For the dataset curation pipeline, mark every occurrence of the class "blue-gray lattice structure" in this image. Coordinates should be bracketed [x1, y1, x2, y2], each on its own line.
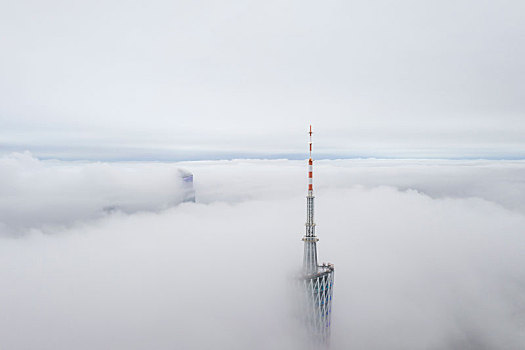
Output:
[301, 126, 334, 347]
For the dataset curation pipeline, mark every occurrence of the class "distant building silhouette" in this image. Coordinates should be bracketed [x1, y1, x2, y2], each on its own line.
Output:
[180, 170, 195, 203]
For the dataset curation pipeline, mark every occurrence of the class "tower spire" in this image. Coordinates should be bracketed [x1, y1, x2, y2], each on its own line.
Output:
[303, 125, 319, 275]
[308, 125, 313, 193]
[299, 125, 335, 346]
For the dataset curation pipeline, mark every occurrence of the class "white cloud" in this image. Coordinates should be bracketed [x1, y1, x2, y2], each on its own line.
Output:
[0, 152, 189, 235]
[0, 154, 524, 349]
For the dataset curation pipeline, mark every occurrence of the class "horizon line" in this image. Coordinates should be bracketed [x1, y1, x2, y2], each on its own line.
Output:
[4, 150, 525, 162]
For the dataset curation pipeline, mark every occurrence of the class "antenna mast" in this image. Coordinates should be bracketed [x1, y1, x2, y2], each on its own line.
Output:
[303, 125, 319, 275]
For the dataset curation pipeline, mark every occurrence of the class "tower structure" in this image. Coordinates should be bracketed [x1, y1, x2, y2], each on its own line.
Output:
[180, 170, 196, 203]
[301, 125, 335, 347]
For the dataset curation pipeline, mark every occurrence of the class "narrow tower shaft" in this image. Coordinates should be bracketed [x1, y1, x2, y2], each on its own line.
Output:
[303, 125, 319, 275]
[299, 125, 335, 347]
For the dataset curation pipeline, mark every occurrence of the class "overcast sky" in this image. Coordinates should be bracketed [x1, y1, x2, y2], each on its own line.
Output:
[0, 0, 525, 159]
[1, 0, 524, 160]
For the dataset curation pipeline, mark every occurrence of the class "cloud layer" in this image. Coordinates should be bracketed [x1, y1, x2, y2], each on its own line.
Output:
[0, 152, 188, 235]
[1, 154, 525, 349]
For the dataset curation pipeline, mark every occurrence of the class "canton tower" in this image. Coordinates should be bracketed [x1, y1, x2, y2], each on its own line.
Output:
[301, 125, 335, 347]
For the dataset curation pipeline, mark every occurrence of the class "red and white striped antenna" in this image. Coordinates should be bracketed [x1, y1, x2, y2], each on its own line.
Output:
[308, 125, 313, 192]
[304, 124, 318, 273]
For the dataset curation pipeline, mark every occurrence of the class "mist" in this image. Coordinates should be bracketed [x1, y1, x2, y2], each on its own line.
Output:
[1, 154, 525, 349]
[2, 0, 524, 347]
[0, 152, 189, 235]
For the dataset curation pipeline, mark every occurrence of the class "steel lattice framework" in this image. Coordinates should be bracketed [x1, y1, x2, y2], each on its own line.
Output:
[301, 125, 335, 348]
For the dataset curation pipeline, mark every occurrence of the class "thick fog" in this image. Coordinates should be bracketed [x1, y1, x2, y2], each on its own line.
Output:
[1, 153, 525, 349]
[0, 152, 190, 235]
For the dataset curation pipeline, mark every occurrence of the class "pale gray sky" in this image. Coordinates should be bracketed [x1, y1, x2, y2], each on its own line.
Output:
[1, 0, 524, 159]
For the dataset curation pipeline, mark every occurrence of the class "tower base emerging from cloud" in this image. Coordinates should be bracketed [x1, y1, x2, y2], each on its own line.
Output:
[300, 264, 335, 348]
